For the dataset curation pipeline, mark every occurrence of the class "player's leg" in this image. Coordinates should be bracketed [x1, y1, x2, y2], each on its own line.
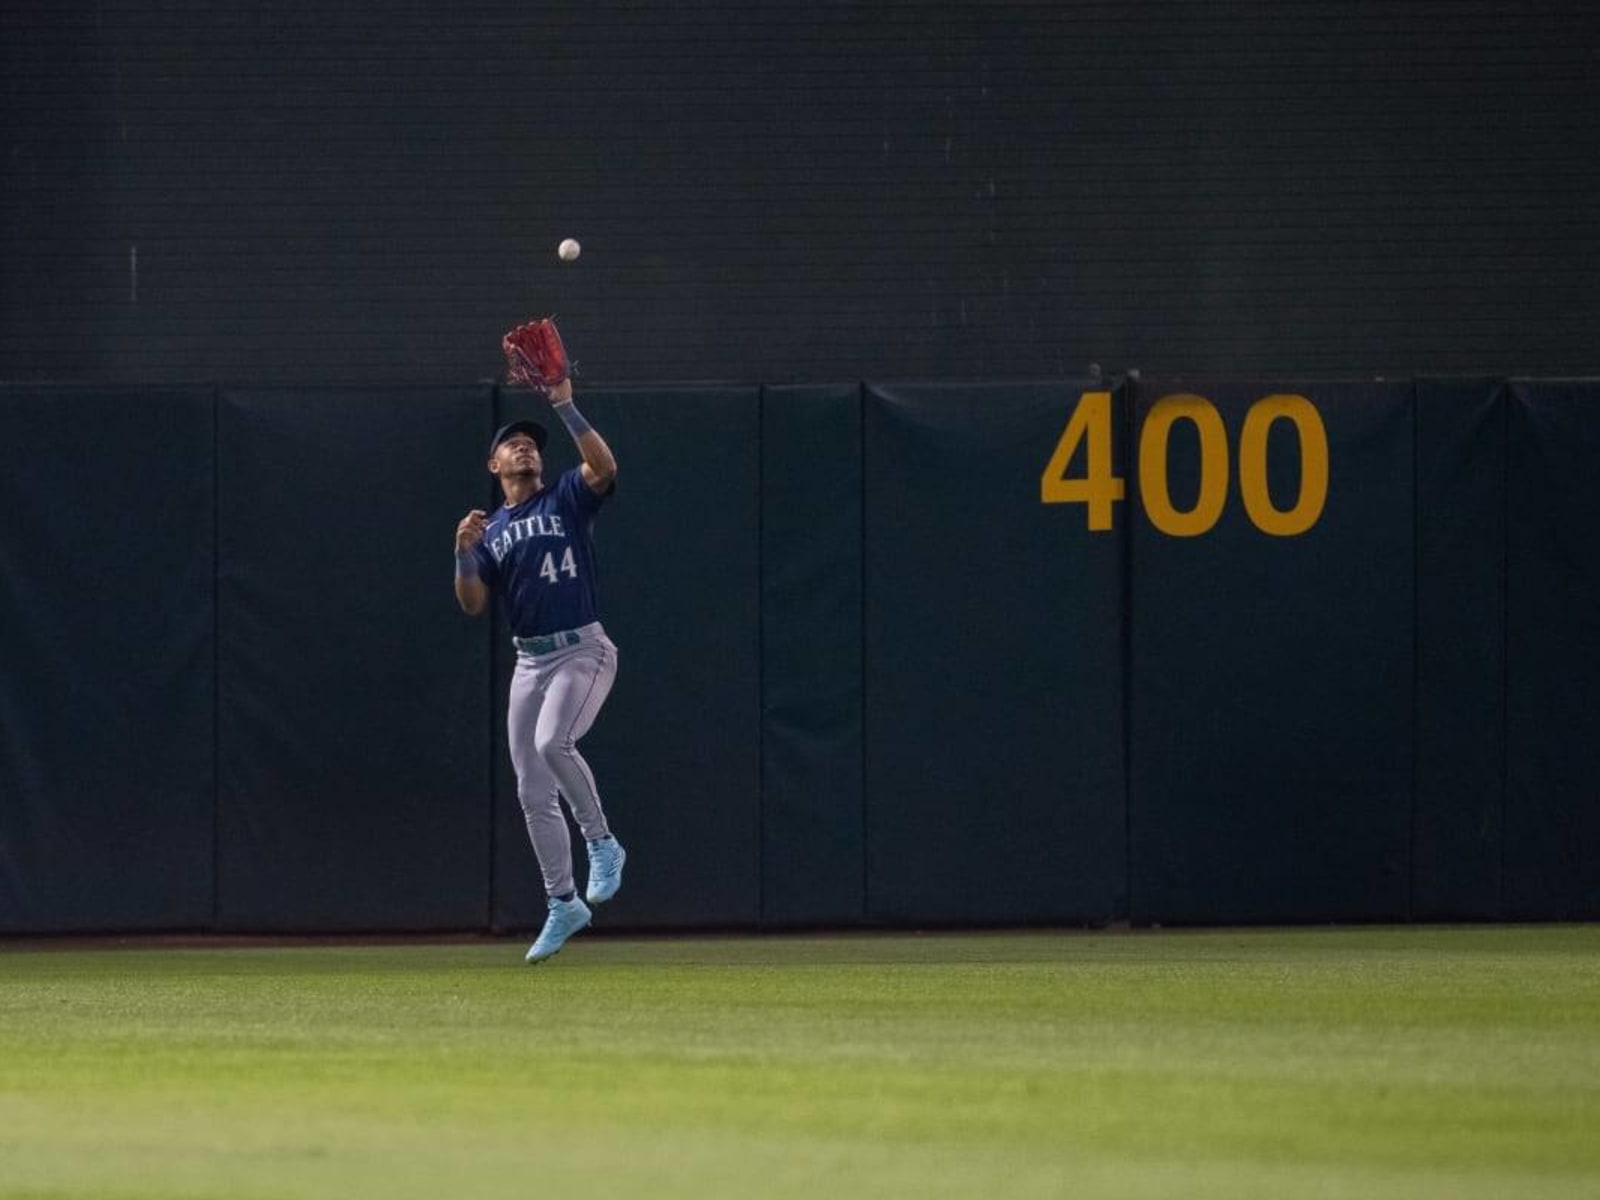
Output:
[508, 659, 578, 900]
[531, 638, 626, 903]
[531, 639, 618, 841]
[509, 659, 593, 963]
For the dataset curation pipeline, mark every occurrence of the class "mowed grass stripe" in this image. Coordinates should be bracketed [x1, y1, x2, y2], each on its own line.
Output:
[1, 927, 1597, 1199]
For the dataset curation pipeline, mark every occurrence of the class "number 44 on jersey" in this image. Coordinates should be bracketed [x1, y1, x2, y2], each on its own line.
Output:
[538, 547, 578, 583]
[1040, 390, 1330, 537]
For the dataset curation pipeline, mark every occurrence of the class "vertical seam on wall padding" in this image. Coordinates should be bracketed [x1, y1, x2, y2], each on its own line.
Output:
[1126, 380, 1139, 928]
[859, 381, 870, 923]
[485, 618, 496, 930]
[211, 386, 222, 931]
[756, 385, 767, 925]
[1408, 381, 1419, 924]
[1121, 378, 1135, 925]
[1499, 382, 1510, 919]
[486, 386, 501, 931]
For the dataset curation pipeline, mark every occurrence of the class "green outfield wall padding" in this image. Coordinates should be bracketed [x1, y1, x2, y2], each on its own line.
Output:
[0, 385, 217, 933]
[1128, 380, 1414, 924]
[1414, 380, 1506, 919]
[862, 382, 1128, 924]
[490, 387, 763, 931]
[1506, 382, 1600, 919]
[8, 376, 1600, 936]
[759, 384, 866, 925]
[215, 387, 495, 931]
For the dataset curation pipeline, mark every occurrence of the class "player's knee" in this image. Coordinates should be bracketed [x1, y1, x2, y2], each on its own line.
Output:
[532, 728, 574, 764]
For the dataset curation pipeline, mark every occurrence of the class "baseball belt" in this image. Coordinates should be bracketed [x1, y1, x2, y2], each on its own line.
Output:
[514, 629, 585, 656]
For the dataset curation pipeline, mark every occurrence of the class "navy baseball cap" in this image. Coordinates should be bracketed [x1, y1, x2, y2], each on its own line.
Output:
[489, 420, 548, 456]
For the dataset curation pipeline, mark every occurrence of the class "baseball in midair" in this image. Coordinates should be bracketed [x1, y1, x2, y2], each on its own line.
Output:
[558, 238, 582, 262]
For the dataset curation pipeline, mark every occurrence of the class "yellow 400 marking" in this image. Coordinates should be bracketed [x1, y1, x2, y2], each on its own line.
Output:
[1040, 391, 1330, 536]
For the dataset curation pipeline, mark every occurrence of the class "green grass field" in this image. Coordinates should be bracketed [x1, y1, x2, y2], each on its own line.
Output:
[1, 926, 1597, 1199]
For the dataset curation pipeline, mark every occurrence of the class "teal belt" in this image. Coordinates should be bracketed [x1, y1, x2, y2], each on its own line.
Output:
[514, 630, 583, 655]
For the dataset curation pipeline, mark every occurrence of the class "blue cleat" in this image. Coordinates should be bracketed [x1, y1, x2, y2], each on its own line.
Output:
[525, 896, 592, 964]
[585, 836, 627, 905]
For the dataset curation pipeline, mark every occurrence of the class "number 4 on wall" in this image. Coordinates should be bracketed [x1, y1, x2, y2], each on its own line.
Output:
[1041, 389, 1329, 537]
[1039, 390, 1125, 531]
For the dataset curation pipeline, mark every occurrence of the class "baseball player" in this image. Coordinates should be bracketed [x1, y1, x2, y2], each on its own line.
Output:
[453, 377, 626, 964]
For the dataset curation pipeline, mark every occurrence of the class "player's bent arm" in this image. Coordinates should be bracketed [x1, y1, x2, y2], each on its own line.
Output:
[547, 381, 616, 494]
[578, 430, 617, 493]
[455, 573, 489, 616]
[454, 510, 491, 615]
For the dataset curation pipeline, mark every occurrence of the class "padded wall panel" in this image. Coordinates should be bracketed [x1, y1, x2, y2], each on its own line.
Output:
[759, 384, 865, 925]
[0, 385, 215, 932]
[1505, 382, 1600, 918]
[216, 387, 494, 930]
[862, 382, 1126, 924]
[1414, 380, 1505, 919]
[1129, 381, 1414, 923]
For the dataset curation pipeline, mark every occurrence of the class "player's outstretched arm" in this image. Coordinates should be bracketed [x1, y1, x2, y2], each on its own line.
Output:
[547, 379, 617, 494]
[454, 509, 490, 616]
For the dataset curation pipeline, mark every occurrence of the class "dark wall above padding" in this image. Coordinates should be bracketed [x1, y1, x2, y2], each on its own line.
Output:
[7, 5, 1600, 386]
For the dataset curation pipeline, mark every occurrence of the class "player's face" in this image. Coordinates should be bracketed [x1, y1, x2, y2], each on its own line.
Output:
[492, 434, 542, 480]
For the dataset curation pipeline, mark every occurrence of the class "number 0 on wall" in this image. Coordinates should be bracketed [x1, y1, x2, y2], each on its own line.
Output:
[1041, 390, 1330, 537]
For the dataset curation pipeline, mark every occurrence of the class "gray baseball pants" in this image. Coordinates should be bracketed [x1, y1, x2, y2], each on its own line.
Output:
[507, 623, 618, 898]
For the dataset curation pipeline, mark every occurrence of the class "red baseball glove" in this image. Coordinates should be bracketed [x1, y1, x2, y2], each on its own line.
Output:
[501, 317, 570, 393]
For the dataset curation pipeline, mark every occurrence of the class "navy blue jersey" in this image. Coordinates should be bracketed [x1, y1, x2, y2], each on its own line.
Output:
[472, 468, 611, 636]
